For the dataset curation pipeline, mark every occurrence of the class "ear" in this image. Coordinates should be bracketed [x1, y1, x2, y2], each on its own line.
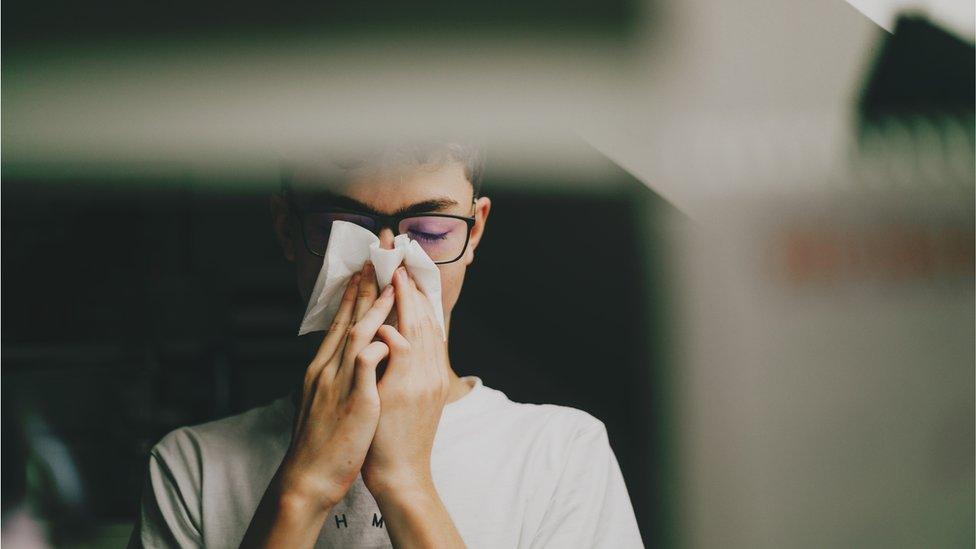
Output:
[462, 196, 491, 266]
[270, 193, 297, 262]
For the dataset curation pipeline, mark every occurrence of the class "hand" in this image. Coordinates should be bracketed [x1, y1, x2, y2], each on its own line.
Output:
[363, 266, 452, 497]
[278, 262, 395, 509]
[240, 263, 396, 548]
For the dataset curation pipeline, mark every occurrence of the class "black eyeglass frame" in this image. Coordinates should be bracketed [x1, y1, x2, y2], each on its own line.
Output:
[287, 195, 477, 265]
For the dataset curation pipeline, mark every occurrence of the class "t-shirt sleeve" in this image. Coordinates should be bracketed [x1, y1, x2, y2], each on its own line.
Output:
[128, 430, 204, 549]
[529, 418, 644, 549]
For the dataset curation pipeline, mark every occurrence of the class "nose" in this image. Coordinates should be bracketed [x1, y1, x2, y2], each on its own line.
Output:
[378, 227, 396, 250]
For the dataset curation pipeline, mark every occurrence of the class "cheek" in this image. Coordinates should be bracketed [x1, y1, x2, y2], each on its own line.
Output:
[295, 253, 324, 303]
[438, 264, 466, 313]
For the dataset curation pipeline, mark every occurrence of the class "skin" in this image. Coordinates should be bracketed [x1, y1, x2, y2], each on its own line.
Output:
[240, 161, 491, 548]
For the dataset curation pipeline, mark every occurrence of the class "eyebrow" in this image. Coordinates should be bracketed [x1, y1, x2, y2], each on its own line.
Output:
[395, 198, 459, 215]
[297, 190, 459, 216]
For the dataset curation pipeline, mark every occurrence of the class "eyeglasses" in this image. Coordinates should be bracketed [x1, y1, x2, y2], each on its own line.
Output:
[288, 197, 476, 265]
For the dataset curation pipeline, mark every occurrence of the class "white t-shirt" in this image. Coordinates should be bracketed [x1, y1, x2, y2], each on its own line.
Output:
[129, 376, 644, 548]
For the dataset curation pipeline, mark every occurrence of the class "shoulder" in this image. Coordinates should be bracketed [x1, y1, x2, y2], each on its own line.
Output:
[501, 402, 641, 547]
[508, 400, 607, 441]
[150, 396, 292, 472]
[479, 381, 606, 434]
[508, 400, 611, 460]
[460, 380, 611, 463]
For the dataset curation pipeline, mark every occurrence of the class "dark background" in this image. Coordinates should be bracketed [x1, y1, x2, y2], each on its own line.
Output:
[2, 0, 642, 50]
[2, 172, 675, 546]
[2, 0, 675, 543]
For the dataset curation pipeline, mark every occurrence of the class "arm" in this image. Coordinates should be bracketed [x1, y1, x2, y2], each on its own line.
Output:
[238, 468, 332, 548]
[369, 475, 464, 548]
[363, 266, 465, 548]
[128, 446, 203, 549]
[241, 263, 394, 548]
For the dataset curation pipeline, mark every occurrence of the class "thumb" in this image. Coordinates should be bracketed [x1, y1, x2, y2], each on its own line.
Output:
[353, 341, 389, 394]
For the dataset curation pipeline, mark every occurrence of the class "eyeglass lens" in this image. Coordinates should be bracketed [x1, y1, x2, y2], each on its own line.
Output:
[303, 213, 468, 262]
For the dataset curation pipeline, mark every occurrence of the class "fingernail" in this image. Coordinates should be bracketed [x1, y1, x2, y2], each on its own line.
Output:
[381, 285, 393, 298]
[363, 261, 373, 274]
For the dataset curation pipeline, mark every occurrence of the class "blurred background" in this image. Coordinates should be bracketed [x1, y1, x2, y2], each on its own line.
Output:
[2, 0, 973, 547]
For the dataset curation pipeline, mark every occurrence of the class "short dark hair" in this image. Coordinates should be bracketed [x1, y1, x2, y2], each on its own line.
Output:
[281, 141, 486, 197]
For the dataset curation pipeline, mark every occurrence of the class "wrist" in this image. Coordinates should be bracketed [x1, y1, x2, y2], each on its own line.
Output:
[240, 468, 335, 548]
[365, 468, 437, 505]
[275, 457, 346, 512]
[274, 487, 333, 524]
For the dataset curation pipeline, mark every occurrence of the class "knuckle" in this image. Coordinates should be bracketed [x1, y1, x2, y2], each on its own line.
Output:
[349, 324, 371, 343]
[303, 369, 317, 389]
[355, 350, 373, 367]
[340, 399, 357, 417]
[390, 336, 411, 352]
[313, 372, 331, 393]
[328, 319, 349, 334]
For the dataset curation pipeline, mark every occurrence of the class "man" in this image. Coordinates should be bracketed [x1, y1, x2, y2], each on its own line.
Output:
[130, 143, 643, 548]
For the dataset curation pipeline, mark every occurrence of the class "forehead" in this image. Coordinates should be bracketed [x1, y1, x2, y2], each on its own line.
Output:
[291, 161, 473, 214]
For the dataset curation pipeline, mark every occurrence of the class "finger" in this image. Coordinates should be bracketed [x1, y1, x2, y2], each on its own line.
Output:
[352, 341, 389, 396]
[407, 274, 438, 329]
[306, 272, 360, 385]
[375, 324, 411, 381]
[406, 270, 423, 310]
[356, 284, 396, 340]
[403, 275, 448, 380]
[353, 261, 378, 322]
[322, 272, 360, 351]
[392, 266, 419, 340]
[337, 284, 396, 383]
[401, 273, 442, 354]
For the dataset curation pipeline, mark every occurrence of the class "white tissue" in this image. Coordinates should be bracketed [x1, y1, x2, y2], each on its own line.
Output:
[298, 220, 446, 339]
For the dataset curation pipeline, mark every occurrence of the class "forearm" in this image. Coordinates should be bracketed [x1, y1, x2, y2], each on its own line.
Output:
[239, 466, 332, 548]
[372, 476, 465, 549]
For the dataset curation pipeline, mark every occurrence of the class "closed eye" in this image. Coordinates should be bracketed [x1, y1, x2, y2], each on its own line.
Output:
[408, 230, 449, 241]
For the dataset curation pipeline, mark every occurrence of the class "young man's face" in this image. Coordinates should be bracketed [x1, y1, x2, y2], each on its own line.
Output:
[271, 161, 491, 335]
